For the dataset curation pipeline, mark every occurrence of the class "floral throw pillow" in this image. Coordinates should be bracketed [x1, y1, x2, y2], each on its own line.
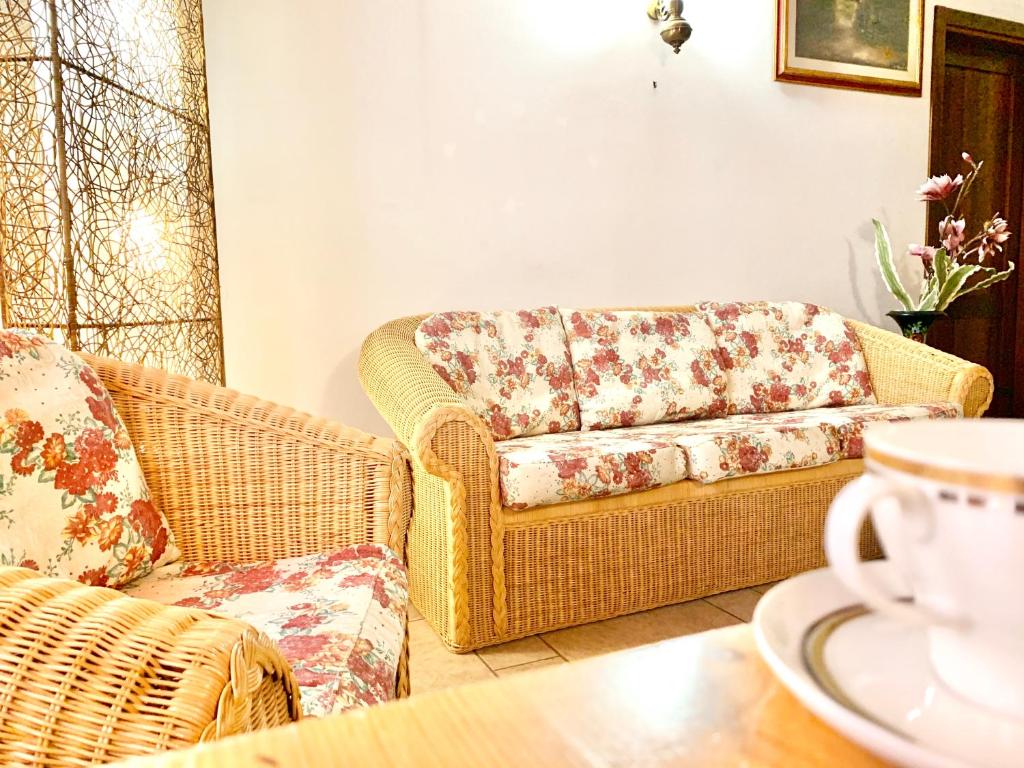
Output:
[698, 301, 875, 415]
[415, 308, 580, 440]
[561, 310, 729, 430]
[0, 331, 180, 587]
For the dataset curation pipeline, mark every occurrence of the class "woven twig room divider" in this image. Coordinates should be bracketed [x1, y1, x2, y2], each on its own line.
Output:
[0, 0, 225, 383]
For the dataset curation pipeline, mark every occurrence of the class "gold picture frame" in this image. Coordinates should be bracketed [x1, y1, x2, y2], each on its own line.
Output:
[776, 0, 925, 96]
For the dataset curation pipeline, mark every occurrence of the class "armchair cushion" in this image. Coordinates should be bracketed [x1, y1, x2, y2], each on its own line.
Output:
[415, 307, 579, 440]
[123, 543, 408, 718]
[561, 309, 729, 430]
[0, 332, 179, 587]
[699, 302, 875, 414]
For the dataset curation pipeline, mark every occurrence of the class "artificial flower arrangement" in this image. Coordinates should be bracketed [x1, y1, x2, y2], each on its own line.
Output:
[874, 152, 1014, 318]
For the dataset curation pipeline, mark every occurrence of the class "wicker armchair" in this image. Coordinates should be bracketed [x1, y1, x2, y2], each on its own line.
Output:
[360, 309, 993, 653]
[0, 354, 412, 766]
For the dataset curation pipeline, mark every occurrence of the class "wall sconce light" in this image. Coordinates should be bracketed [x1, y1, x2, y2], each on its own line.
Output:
[647, 0, 692, 53]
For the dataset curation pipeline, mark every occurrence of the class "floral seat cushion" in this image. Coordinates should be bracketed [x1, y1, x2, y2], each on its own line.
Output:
[560, 309, 729, 430]
[496, 402, 961, 507]
[797, 402, 962, 458]
[496, 430, 686, 510]
[628, 416, 843, 484]
[123, 544, 408, 718]
[699, 301, 875, 415]
[416, 308, 580, 440]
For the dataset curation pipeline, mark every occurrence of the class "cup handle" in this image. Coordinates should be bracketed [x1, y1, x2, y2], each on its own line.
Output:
[825, 473, 958, 627]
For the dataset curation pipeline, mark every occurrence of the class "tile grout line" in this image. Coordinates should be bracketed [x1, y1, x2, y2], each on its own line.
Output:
[700, 596, 754, 624]
[538, 634, 571, 662]
[492, 655, 566, 674]
[473, 651, 500, 676]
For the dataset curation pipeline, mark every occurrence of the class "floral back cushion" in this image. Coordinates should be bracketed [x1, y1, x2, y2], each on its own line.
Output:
[415, 308, 580, 440]
[698, 301, 875, 415]
[0, 332, 180, 587]
[561, 310, 729, 430]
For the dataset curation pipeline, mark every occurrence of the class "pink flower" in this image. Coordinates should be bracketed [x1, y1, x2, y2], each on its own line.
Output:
[978, 215, 1011, 261]
[962, 151, 974, 165]
[908, 244, 936, 264]
[916, 174, 963, 202]
[938, 216, 965, 253]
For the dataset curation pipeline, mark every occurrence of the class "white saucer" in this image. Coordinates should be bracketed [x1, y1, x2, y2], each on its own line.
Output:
[753, 563, 1024, 768]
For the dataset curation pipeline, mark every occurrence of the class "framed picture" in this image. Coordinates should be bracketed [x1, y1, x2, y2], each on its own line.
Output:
[776, 0, 925, 95]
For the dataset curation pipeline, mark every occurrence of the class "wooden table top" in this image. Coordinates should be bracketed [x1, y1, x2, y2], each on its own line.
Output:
[124, 625, 890, 767]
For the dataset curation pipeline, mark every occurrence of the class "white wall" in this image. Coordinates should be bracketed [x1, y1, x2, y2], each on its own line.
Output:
[202, 0, 1024, 435]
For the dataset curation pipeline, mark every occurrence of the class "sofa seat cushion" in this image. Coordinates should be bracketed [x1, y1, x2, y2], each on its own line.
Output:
[123, 544, 408, 718]
[560, 309, 728, 430]
[628, 415, 843, 484]
[496, 430, 686, 510]
[415, 308, 579, 440]
[796, 402, 963, 458]
[699, 301, 875, 414]
[497, 402, 964, 507]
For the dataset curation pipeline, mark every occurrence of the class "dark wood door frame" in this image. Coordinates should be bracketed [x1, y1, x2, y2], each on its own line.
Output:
[930, 8, 1024, 117]
[928, 7, 1024, 417]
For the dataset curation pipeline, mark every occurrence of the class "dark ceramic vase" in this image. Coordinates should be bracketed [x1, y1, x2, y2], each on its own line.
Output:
[886, 310, 946, 344]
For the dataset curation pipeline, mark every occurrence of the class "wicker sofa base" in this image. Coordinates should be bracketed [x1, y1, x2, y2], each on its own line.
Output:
[409, 459, 879, 652]
[362, 310, 992, 655]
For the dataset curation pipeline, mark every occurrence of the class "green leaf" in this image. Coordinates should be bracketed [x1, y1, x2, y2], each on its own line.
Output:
[933, 247, 951, 287]
[954, 261, 1016, 301]
[918, 281, 940, 311]
[935, 264, 981, 311]
[873, 219, 913, 310]
[60, 492, 75, 509]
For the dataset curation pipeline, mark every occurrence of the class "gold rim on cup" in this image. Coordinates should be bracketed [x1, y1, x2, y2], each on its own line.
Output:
[865, 447, 1024, 495]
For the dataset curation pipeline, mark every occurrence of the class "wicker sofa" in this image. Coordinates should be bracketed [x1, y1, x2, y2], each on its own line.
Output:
[360, 304, 993, 653]
[0, 353, 412, 766]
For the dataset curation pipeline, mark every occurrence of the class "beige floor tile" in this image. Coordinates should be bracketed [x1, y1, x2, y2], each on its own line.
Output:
[541, 600, 740, 661]
[494, 656, 566, 678]
[704, 588, 763, 622]
[408, 618, 494, 694]
[751, 581, 781, 595]
[476, 636, 559, 671]
[408, 602, 424, 622]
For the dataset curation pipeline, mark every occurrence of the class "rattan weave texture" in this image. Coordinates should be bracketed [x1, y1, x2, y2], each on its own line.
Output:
[0, 354, 412, 764]
[360, 309, 992, 652]
[0, 567, 299, 765]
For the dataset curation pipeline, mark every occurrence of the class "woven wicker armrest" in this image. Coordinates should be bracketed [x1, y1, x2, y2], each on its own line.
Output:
[81, 354, 412, 563]
[359, 316, 464, 447]
[360, 317, 505, 648]
[359, 316, 495, 481]
[849, 320, 994, 418]
[0, 567, 301, 766]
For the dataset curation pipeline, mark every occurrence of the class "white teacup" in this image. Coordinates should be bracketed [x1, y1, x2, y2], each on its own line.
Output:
[825, 418, 1024, 719]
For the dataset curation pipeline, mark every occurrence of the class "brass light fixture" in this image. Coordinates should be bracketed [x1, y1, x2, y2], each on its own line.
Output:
[0, 0, 226, 383]
[647, 0, 693, 54]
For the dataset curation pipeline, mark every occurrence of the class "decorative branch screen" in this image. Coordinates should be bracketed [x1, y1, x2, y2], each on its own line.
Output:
[0, 0, 224, 383]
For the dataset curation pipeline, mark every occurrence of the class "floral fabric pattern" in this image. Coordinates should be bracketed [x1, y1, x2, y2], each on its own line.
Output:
[123, 544, 408, 718]
[698, 301, 875, 415]
[416, 308, 579, 440]
[638, 416, 844, 484]
[803, 402, 962, 458]
[561, 309, 728, 431]
[496, 429, 686, 510]
[497, 402, 961, 505]
[0, 331, 179, 587]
